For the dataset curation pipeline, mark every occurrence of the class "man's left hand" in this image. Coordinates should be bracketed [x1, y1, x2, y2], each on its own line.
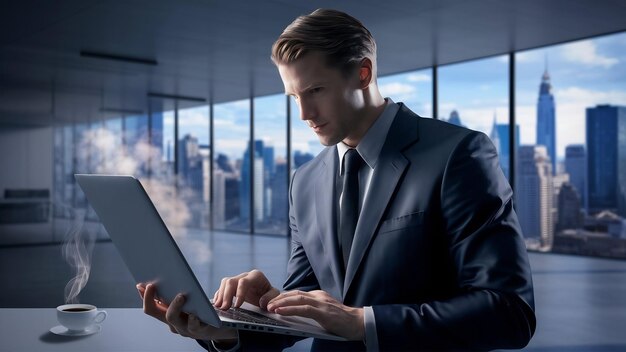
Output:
[266, 290, 364, 341]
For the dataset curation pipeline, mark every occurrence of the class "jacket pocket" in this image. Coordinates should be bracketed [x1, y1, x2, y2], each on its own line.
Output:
[378, 211, 424, 234]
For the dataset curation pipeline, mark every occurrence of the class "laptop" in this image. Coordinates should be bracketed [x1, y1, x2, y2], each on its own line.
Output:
[75, 174, 345, 341]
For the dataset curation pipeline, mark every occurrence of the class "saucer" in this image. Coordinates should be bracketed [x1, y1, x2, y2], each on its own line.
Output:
[50, 324, 101, 336]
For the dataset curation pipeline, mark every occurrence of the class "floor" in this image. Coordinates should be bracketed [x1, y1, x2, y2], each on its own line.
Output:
[1, 229, 626, 351]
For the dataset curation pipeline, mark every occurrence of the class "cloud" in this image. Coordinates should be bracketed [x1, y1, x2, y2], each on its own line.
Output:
[379, 82, 416, 96]
[178, 110, 209, 127]
[556, 86, 626, 104]
[552, 86, 626, 157]
[407, 73, 431, 82]
[560, 40, 619, 68]
[516, 86, 625, 159]
[213, 118, 249, 134]
[516, 51, 541, 63]
[441, 106, 509, 134]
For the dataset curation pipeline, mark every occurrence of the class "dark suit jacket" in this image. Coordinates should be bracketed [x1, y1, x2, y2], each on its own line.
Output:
[233, 104, 536, 351]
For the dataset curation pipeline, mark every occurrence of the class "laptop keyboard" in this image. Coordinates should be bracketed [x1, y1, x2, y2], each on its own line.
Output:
[218, 306, 289, 327]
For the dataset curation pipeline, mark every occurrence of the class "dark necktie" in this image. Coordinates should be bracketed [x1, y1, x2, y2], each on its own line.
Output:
[339, 149, 364, 269]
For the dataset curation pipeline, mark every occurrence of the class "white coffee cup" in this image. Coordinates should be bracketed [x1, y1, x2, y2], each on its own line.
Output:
[56, 304, 107, 332]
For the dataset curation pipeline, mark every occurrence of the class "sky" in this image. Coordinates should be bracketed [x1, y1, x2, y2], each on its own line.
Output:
[159, 31, 626, 163]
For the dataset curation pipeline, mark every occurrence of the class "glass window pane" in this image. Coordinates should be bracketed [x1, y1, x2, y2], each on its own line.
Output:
[439, 55, 512, 179]
[178, 104, 210, 229]
[147, 98, 175, 178]
[378, 69, 432, 118]
[123, 114, 150, 177]
[254, 94, 288, 235]
[149, 98, 167, 176]
[213, 99, 251, 232]
[290, 96, 321, 172]
[516, 32, 626, 258]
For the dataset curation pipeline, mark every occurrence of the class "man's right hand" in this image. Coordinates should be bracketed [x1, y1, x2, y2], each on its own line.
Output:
[136, 283, 238, 344]
[213, 269, 280, 311]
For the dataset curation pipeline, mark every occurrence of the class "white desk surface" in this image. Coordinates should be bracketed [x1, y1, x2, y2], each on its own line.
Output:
[0, 308, 202, 352]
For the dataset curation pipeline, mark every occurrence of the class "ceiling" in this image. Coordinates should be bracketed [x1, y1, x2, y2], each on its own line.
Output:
[1, 0, 626, 127]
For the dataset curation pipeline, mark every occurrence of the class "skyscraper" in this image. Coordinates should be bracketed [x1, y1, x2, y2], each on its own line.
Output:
[447, 110, 464, 127]
[241, 140, 276, 224]
[516, 145, 554, 250]
[177, 134, 203, 192]
[557, 182, 583, 231]
[586, 105, 626, 217]
[271, 160, 289, 234]
[565, 144, 587, 211]
[489, 117, 520, 180]
[212, 168, 226, 229]
[536, 69, 556, 175]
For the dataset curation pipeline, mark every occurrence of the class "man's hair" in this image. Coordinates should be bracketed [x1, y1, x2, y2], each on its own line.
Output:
[271, 8, 377, 73]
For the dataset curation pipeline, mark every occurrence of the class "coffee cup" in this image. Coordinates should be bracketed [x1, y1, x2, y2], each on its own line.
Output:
[56, 304, 107, 332]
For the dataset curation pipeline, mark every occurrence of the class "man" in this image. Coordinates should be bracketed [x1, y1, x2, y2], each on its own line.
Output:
[138, 8, 536, 351]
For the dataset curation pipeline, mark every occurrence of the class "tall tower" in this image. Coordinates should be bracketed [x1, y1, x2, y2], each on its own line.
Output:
[516, 145, 554, 250]
[447, 110, 464, 127]
[536, 65, 557, 175]
[557, 182, 583, 230]
[489, 112, 520, 181]
[586, 105, 626, 217]
[564, 145, 587, 211]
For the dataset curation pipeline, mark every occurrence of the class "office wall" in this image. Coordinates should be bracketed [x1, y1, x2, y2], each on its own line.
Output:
[0, 127, 53, 193]
[0, 127, 54, 245]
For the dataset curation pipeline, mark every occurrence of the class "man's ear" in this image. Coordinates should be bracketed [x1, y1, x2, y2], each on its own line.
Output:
[358, 58, 374, 89]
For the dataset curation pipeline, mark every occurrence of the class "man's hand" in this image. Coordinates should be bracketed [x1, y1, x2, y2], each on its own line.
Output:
[213, 269, 280, 310]
[137, 283, 238, 344]
[267, 290, 365, 341]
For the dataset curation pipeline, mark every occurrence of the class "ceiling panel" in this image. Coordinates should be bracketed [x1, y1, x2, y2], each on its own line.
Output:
[0, 0, 625, 127]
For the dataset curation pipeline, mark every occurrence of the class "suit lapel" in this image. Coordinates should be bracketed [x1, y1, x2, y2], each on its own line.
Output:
[314, 147, 345, 295]
[343, 105, 420, 297]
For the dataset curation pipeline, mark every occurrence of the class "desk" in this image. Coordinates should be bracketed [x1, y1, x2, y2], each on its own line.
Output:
[0, 308, 202, 351]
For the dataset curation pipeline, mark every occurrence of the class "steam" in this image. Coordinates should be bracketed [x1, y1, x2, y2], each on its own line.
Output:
[62, 126, 212, 303]
[62, 208, 95, 304]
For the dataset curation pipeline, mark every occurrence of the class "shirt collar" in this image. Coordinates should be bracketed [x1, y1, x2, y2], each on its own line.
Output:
[337, 98, 399, 174]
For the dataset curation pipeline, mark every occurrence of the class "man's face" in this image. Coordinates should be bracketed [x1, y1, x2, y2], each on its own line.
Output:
[278, 52, 365, 147]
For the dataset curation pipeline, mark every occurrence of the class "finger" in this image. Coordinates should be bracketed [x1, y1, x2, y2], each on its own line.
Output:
[136, 283, 146, 299]
[267, 290, 312, 307]
[165, 294, 188, 329]
[188, 314, 201, 333]
[215, 277, 228, 307]
[143, 283, 168, 323]
[220, 278, 240, 310]
[234, 277, 253, 308]
[268, 294, 319, 313]
[259, 288, 280, 310]
[187, 314, 210, 339]
[274, 304, 323, 322]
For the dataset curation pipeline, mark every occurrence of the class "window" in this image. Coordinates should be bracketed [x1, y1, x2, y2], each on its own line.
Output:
[213, 99, 251, 232]
[439, 55, 512, 180]
[178, 104, 210, 229]
[290, 96, 321, 172]
[515, 32, 626, 257]
[378, 69, 432, 118]
[254, 94, 288, 235]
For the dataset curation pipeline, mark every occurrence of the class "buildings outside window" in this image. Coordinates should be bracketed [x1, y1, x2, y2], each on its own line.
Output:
[516, 32, 626, 257]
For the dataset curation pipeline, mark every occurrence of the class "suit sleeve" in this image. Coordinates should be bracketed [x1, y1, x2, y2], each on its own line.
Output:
[373, 132, 536, 351]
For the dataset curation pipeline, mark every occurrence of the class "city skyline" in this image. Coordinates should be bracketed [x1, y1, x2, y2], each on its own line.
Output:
[49, 30, 626, 256]
[162, 32, 625, 165]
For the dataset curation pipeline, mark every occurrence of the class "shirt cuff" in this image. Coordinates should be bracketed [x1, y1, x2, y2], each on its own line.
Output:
[363, 306, 379, 352]
[210, 331, 241, 352]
